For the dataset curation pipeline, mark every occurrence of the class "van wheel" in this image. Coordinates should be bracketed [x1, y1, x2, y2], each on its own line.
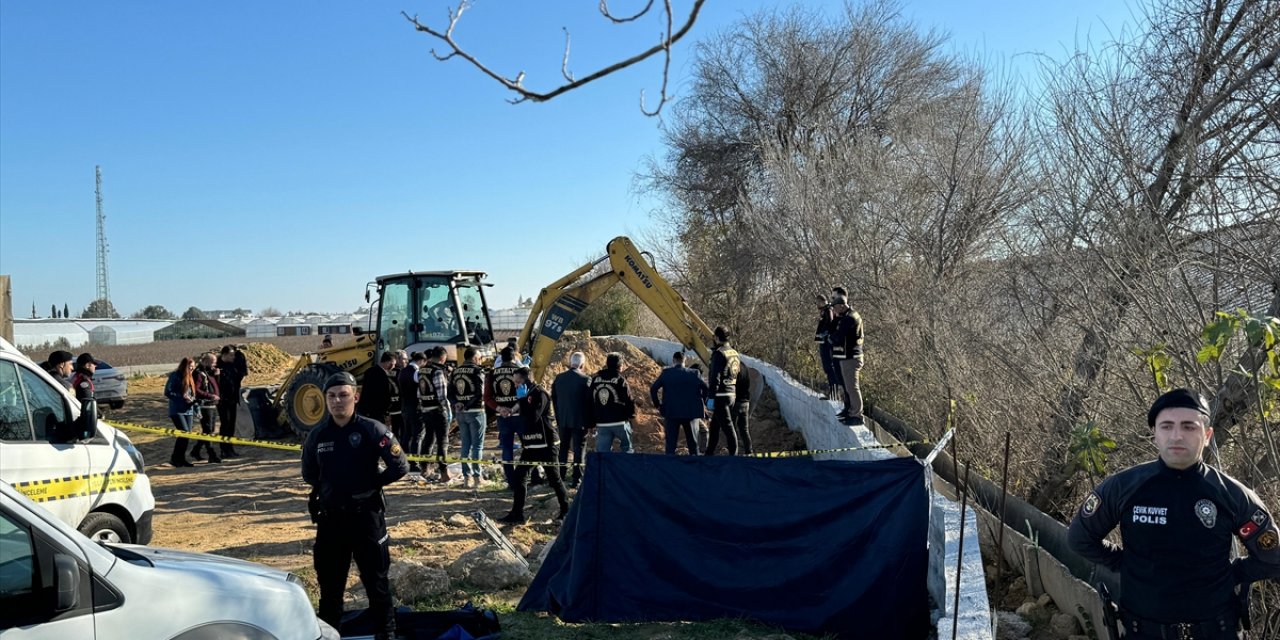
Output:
[79, 512, 131, 544]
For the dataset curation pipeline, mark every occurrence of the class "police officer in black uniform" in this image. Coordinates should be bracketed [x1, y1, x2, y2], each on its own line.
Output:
[499, 366, 570, 524]
[1068, 388, 1280, 639]
[418, 346, 452, 483]
[302, 372, 409, 640]
[704, 326, 741, 456]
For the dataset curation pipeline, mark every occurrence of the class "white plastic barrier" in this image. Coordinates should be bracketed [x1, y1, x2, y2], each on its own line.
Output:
[616, 336, 992, 639]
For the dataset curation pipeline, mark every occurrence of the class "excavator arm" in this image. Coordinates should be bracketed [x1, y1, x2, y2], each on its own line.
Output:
[520, 236, 717, 381]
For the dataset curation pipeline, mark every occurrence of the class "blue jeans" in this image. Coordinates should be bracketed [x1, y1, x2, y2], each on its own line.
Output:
[457, 410, 486, 478]
[596, 423, 633, 453]
[497, 413, 522, 487]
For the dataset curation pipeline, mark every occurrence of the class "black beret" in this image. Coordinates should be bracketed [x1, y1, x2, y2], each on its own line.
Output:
[323, 371, 358, 391]
[48, 350, 74, 366]
[1147, 388, 1209, 427]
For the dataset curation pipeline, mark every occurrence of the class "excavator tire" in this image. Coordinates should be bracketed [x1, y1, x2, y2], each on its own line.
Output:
[284, 363, 340, 437]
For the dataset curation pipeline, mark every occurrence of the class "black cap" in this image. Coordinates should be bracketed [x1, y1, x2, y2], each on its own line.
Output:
[1147, 388, 1210, 427]
[76, 353, 96, 368]
[515, 366, 531, 377]
[48, 350, 74, 366]
[323, 371, 358, 391]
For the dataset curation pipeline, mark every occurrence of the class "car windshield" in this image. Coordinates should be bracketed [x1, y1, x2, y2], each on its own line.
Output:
[95, 360, 113, 369]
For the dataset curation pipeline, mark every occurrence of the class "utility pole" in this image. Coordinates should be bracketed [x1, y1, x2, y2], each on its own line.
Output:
[95, 166, 112, 309]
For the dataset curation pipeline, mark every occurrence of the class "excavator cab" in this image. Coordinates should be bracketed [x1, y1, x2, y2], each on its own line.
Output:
[249, 271, 498, 438]
[370, 271, 497, 363]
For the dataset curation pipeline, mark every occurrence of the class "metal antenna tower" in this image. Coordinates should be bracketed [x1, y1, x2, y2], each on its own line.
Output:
[94, 166, 111, 305]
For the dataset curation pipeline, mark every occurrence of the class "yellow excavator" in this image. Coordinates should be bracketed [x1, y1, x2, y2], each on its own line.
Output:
[519, 236, 720, 379]
[247, 271, 499, 436]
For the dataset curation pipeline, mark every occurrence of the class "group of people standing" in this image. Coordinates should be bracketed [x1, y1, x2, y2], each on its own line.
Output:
[41, 349, 98, 402]
[647, 326, 753, 457]
[163, 345, 248, 467]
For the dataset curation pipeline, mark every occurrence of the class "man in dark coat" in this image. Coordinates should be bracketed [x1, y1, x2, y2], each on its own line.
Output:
[551, 350, 592, 486]
[649, 351, 709, 455]
[357, 352, 397, 424]
[216, 345, 249, 457]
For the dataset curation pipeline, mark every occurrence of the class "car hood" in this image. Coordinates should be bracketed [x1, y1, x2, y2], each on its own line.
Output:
[107, 543, 293, 582]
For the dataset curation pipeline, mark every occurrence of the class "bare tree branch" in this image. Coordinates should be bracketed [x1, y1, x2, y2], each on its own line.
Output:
[403, 0, 706, 114]
[600, 0, 657, 24]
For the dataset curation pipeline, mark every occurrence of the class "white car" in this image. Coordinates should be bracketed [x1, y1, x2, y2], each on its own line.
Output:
[0, 480, 339, 639]
[0, 337, 154, 544]
[92, 359, 128, 410]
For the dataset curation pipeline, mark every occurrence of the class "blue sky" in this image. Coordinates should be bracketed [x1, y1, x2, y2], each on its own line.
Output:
[0, 1, 1131, 317]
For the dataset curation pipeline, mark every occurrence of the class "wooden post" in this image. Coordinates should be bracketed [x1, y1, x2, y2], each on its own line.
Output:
[0, 275, 12, 343]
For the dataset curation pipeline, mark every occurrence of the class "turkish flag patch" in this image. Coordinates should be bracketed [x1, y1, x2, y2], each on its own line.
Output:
[379, 436, 390, 448]
[1239, 521, 1260, 538]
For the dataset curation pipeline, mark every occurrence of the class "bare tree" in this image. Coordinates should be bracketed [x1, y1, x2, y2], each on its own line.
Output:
[403, 0, 707, 115]
[1021, 0, 1280, 511]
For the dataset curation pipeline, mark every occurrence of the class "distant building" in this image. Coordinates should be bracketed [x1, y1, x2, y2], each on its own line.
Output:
[154, 319, 246, 341]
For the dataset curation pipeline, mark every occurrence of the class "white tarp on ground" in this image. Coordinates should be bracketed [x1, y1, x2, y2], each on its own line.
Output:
[617, 335, 992, 640]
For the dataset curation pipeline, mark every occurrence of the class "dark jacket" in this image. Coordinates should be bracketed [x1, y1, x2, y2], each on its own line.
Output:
[587, 368, 635, 428]
[708, 342, 741, 400]
[1068, 459, 1280, 622]
[301, 414, 408, 510]
[216, 351, 249, 406]
[734, 364, 751, 408]
[357, 364, 395, 421]
[814, 305, 836, 343]
[164, 371, 195, 416]
[488, 363, 522, 409]
[71, 370, 95, 402]
[831, 309, 864, 359]
[396, 363, 419, 410]
[418, 362, 448, 412]
[517, 382, 557, 451]
[649, 365, 709, 421]
[449, 362, 487, 411]
[193, 366, 219, 407]
[551, 368, 591, 430]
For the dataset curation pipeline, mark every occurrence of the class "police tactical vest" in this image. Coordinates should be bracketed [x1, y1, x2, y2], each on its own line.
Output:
[590, 372, 626, 410]
[715, 347, 741, 394]
[418, 363, 445, 410]
[491, 364, 521, 406]
[386, 368, 402, 417]
[450, 363, 486, 409]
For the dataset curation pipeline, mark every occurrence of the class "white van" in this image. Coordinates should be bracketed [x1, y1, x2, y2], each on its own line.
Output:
[0, 480, 338, 639]
[0, 337, 154, 544]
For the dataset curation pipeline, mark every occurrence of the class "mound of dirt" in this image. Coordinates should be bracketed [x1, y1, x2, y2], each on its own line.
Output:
[124, 343, 298, 394]
[539, 332, 666, 451]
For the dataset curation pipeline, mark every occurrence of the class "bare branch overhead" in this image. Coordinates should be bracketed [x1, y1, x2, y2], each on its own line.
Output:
[403, 0, 707, 115]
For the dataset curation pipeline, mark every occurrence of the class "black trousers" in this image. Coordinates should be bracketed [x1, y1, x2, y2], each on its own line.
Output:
[402, 405, 423, 471]
[704, 397, 737, 456]
[733, 403, 752, 455]
[663, 418, 700, 455]
[314, 507, 393, 636]
[421, 410, 448, 474]
[557, 426, 586, 483]
[217, 402, 238, 455]
[192, 405, 220, 461]
[511, 446, 568, 518]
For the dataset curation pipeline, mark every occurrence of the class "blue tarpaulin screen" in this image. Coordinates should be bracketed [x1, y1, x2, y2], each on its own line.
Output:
[518, 453, 930, 638]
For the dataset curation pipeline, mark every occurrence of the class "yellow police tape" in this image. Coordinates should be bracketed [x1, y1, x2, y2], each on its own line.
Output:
[11, 470, 138, 503]
[105, 420, 929, 470]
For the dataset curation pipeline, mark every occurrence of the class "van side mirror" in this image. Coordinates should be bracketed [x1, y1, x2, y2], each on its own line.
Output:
[54, 553, 81, 612]
[75, 399, 99, 441]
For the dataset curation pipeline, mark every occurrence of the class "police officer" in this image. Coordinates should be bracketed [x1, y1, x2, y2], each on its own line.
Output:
[487, 346, 524, 488]
[499, 366, 570, 524]
[829, 294, 864, 423]
[44, 350, 75, 391]
[1068, 388, 1280, 639]
[418, 347, 452, 483]
[450, 346, 489, 489]
[301, 372, 409, 640]
[71, 352, 97, 402]
[704, 326, 741, 456]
